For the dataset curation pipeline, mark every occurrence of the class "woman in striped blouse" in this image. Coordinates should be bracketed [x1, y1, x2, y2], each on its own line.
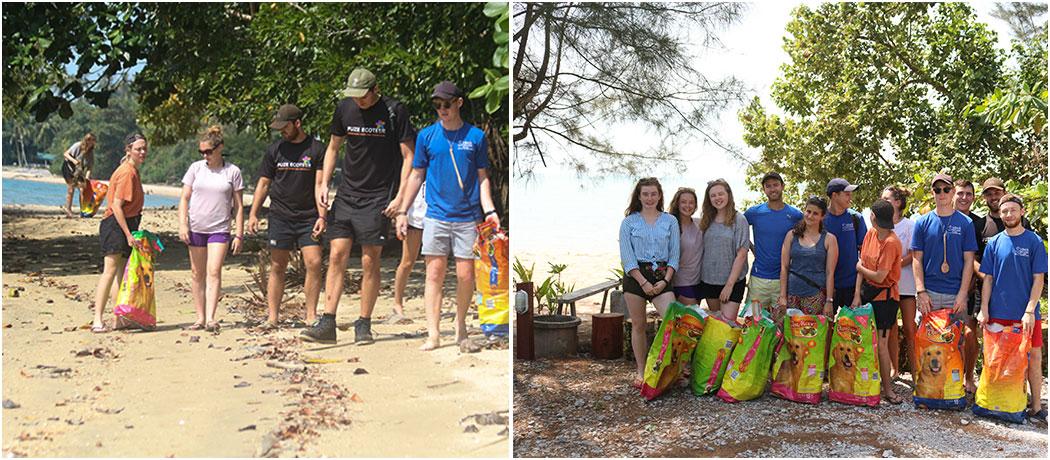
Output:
[619, 177, 680, 388]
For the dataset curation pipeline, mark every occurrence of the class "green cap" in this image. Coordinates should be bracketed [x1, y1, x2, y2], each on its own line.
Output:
[342, 68, 376, 98]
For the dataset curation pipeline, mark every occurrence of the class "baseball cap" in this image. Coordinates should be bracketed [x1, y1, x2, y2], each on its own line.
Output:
[981, 177, 1006, 193]
[269, 104, 303, 130]
[870, 199, 895, 230]
[826, 178, 858, 194]
[761, 172, 784, 186]
[931, 173, 953, 187]
[431, 80, 464, 100]
[342, 68, 377, 98]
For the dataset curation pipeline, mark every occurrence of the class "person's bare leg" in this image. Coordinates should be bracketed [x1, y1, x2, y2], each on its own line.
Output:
[421, 255, 447, 351]
[322, 238, 353, 315]
[888, 321, 900, 380]
[358, 245, 383, 320]
[454, 257, 475, 344]
[393, 228, 423, 316]
[267, 248, 291, 325]
[963, 316, 979, 393]
[677, 295, 697, 306]
[300, 245, 323, 324]
[706, 297, 722, 317]
[188, 246, 208, 326]
[625, 292, 649, 382]
[722, 301, 741, 325]
[878, 332, 897, 401]
[900, 297, 918, 376]
[651, 292, 674, 317]
[204, 242, 229, 325]
[1029, 346, 1043, 415]
[64, 184, 76, 218]
[92, 254, 123, 328]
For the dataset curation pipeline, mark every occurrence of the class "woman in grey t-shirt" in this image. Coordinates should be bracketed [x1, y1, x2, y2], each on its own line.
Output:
[669, 187, 703, 305]
[698, 179, 750, 321]
[62, 133, 96, 218]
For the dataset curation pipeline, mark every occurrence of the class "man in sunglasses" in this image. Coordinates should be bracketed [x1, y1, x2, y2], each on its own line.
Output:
[744, 172, 803, 311]
[824, 177, 867, 311]
[306, 68, 417, 344]
[396, 80, 500, 351]
[911, 173, 978, 318]
[247, 104, 327, 329]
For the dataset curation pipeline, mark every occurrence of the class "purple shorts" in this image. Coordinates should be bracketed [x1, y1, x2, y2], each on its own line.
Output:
[673, 284, 702, 300]
[188, 231, 231, 247]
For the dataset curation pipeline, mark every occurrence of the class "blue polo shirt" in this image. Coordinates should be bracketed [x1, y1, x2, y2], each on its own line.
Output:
[979, 230, 1047, 321]
[745, 202, 803, 279]
[824, 208, 867, 289]
[911, 210, 978, 295]
[412, 121, 488, 222]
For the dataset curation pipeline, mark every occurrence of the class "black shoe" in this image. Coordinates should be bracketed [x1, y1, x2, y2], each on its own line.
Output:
[300, 315, 336, 344]
[354, 317, 374, 345]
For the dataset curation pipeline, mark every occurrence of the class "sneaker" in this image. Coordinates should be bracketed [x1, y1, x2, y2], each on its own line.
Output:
[354, 317, 374, 345]
[300, 315, 336, 344]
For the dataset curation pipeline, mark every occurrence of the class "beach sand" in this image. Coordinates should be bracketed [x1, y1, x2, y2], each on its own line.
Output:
[1, 206, 509, 457]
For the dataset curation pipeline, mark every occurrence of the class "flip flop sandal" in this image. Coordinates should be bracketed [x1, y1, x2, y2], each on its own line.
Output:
[91, 324, 107, 334]
[883, 393, 903, 405]
[631, 378, 643, 390]
[205, 322, 221, 333]
[185, 322, 205, 331]
[383, 313, 406, 324]
[1029, 409, 1048, 424]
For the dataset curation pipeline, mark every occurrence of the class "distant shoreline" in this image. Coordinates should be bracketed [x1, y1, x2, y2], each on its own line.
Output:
[3, 167, 184, 198]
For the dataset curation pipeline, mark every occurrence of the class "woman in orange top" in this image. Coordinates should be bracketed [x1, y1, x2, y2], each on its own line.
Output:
[90, 133, 148, 333]
[852, 199, 903, 403]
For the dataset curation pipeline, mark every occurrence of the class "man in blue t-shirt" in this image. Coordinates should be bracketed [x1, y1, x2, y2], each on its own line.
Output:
[396, 80, 500, 351]
[824, 178, 867, 310]
[745, 172, 803, 310]
[978, 194, 1046, 421]
[912, 173, 978, 316]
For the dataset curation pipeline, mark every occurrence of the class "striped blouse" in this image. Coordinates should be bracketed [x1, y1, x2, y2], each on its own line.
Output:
[619, 212, 681, 273]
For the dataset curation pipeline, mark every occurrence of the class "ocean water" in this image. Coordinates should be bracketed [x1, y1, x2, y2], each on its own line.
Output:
[1, 177, 179, 208]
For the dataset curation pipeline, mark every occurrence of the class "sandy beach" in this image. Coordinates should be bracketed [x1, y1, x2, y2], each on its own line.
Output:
[1, 205, 509, 457]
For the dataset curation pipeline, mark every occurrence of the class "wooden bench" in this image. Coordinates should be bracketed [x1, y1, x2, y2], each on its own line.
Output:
[556, 279, 622, 316]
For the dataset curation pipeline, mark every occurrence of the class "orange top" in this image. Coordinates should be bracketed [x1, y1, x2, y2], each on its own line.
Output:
[103, 161, 144, 219]
[859, 228, 901, 301]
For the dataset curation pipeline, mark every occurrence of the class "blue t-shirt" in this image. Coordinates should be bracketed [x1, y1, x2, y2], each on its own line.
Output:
[412, 122, 489, 222]
[745, 203, 803, 279]
[911, 210, 978, 295]
[979, 230, 1047, 321]
[824, 208, 867, 288]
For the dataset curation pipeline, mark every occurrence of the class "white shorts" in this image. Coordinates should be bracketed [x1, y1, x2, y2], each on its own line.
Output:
[407, 184, 427, 230]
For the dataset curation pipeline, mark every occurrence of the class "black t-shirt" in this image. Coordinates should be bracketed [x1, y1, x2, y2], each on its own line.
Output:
[328, 95, 415, 200]
[257, 136, 326, 220]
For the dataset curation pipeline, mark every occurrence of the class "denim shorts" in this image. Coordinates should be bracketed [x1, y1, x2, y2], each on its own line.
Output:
[420, 217, 477, 259]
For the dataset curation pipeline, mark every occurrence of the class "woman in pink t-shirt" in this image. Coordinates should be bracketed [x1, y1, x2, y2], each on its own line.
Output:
[669, 187, 703, 306]
[178, 125, 245, 332]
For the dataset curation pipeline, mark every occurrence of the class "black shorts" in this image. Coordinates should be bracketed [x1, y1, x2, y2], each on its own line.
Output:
[870, 299, 900, 332]
[622, 262, 673, 302]
[699, 278, 746, 303]
[99, 214, 141, 258]
[327, 194, 389, 246]
[965, 286, 980, 318]
[832, 286, 857, 311]
[268, 215, 320, 250]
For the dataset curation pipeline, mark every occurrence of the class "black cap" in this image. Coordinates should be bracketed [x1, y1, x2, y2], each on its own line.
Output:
[431, 80, 464, 100]
[269, 104, 303, 130]
[761, 172, 784, 186]
[870, 200, 895, 230]
[826, 178, 859, 195]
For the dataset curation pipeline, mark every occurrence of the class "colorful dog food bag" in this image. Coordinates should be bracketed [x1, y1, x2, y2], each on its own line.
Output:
[691, 313, 742, 395]
[641, 303, 708, 400]
[827, 303, 880, 407]
[771, 309, 829, 404]
[114, 230, 164, 329]
[972, 322, 1031, 423]
[717, 305, 781, 403]
[913, 308, 966, 410]
[79, 180, 108, 217]
[473, 221, 509, 337]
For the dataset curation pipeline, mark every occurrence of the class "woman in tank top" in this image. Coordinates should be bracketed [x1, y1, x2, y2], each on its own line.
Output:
[669, 187, 703, 305]
[777, 196, 839, 325]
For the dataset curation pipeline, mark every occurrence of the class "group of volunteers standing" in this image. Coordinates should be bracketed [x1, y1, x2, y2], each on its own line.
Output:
[89, 68, 500, 352]
[618, 173, 1045, 419]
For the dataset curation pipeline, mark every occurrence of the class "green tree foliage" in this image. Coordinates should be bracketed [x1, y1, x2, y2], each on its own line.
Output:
[41, 85, 142, 179]
[739, 3, 1045, 234]
[989, 2, 1047, 42]
[512, 2, 747, 177]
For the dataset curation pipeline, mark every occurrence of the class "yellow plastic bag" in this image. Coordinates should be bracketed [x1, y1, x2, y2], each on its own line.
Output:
[114, 230, 163, 329]
[973, 322, 1030, 423]
[913, 309, 966, 410]
[473, 221, 508, 337]
[771, 309, 829, 404]
[641, 303, 707, 400]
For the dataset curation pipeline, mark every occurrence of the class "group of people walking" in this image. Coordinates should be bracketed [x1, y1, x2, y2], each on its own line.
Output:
[87, 68, 500, 351]
[619, 173, 1045, 418]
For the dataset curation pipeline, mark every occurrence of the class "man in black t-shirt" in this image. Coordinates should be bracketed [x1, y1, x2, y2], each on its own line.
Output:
[304, 68, 416, 345]
[248, 104, 328, 329]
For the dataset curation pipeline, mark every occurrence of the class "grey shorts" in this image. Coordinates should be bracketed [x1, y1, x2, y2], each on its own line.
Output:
[421, 217, 478, 260]
[928, 290, 957, 310]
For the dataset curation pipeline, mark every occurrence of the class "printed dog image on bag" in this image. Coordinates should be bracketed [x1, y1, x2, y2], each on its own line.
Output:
[771, 309, 828, 404]
[717, 305, 781, 403]
[913, 308, 966, 410]
[641, 303, 707, 400]
[827, 304, 880, 407]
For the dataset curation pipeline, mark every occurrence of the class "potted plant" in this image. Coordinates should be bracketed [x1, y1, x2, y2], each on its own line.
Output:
[532, 262, 582, 358]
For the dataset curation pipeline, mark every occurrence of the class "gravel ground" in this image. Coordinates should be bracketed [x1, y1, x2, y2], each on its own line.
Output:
[513, 358, 1048, 458]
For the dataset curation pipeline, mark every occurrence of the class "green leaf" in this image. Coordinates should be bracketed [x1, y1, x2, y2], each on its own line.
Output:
[468, 84, 490, 99]
[482, 1, 506, 18]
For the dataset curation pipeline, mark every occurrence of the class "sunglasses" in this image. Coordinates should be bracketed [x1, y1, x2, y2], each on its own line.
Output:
[932, 186, 953, 195]
[432, 99, 456, 110]
[199, 147, 220, 155]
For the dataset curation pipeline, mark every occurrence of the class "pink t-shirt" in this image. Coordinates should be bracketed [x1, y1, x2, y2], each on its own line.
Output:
[673, 217, 703, 287]
[182, 160, 244, 234]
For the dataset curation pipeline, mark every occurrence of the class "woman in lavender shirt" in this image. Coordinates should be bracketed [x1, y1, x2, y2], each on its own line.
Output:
[178, 125, 245, 332]
[669, 187, 703, 306]
[619, 177, 679, 388]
